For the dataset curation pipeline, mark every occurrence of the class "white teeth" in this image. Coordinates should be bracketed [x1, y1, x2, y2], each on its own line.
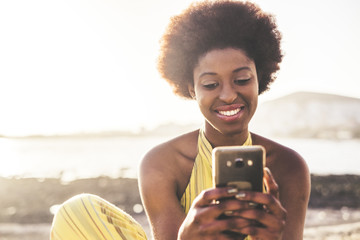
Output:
[219, 108, 241, 116]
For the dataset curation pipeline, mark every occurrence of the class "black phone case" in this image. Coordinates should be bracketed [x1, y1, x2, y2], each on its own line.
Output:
[213, 145, 265, 192]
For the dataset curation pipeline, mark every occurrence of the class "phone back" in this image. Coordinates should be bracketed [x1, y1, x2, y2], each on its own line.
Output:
[213, 145, 265, 192]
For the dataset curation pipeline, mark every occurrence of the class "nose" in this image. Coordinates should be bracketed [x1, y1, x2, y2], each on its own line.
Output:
[219, 83, 237, 104]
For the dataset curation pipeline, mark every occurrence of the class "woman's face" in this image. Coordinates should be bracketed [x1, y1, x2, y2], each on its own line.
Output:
[190, 48, 258, 136]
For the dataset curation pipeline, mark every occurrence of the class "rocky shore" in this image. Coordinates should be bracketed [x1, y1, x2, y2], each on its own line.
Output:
[1, 174, 360, 239]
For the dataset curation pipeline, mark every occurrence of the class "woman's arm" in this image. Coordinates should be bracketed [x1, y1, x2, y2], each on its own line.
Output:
[275, 151, 311, 240]
[139, 144, 186, 240]
[252, 133, 311, 239]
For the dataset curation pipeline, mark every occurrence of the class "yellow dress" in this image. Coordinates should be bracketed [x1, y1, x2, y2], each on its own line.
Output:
[50, 129, 252, 239]
[180, 128, 252, 213]
[181, 129, 252, 240]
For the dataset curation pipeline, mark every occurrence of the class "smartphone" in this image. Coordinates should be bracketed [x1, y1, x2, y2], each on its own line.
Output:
[213, 145, 266, 192]
[213, 145, 266, 237]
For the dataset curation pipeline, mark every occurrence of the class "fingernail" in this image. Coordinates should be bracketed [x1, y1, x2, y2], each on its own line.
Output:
[249, 202, 259, 208]
[235, 192, 246, 199]
[227, 188, 238, 194]
[224, 210, 233, 216]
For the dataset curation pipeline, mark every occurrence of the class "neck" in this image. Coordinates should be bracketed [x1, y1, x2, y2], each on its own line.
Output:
[203, 122, 249, 147]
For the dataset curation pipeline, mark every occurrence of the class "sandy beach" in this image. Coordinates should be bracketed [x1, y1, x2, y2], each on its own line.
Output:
[1, 175, 359, 239]
[1, 210, 360, 240]
[1, 212, 360, 240]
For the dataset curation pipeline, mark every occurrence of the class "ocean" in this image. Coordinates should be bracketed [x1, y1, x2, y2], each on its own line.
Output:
[0, 135, 359, 180]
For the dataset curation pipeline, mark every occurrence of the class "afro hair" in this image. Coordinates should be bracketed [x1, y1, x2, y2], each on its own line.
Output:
[157, 0, 283, 98]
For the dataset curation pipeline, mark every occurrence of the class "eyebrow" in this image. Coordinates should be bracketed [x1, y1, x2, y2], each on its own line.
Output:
[198, 67, 251, 78]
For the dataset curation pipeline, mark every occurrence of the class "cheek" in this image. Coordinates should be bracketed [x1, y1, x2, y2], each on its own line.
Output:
[195, 92, 212, 112]
[242, 85, 258, 109]
[250, 89, 258, 105]
[250, 91, 258, 112]
[249, 80, 259, 97]
[252, 96, 258, 109]
[196, 95, 208, 109]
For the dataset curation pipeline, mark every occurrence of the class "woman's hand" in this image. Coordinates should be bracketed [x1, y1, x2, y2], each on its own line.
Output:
[178, 187, 253, 240]
[230, 167, 287, 239]
[177, 167, 287, 240]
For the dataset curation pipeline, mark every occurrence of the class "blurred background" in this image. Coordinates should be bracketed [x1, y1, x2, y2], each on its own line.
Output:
[0, 0, 359, 239]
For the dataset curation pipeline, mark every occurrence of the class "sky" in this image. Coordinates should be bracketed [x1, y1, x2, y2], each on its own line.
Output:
[1, 0, 359, 136]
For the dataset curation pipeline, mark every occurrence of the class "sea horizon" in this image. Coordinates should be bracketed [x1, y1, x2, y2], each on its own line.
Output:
[1, 134, 359, 181]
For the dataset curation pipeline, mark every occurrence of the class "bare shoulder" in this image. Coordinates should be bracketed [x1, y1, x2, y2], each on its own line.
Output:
[139, 129, 199, 196]
[252, 133, 310, 238]
[251, 133, 309, 180]
[251, 132, 311, 206]
[138, 130, 199, 239]
[140, 129, 198, 173]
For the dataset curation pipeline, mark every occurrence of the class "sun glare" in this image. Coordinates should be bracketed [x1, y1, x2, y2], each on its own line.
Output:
[0, 139, 22, 177]
[0, 0, 359, 136]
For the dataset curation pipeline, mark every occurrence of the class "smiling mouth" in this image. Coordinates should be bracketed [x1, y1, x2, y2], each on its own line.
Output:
[217, 106, 244, 116]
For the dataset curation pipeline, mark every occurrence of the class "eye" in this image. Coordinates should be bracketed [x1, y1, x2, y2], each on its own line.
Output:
[202, 82, 219, 89]
[234, 78, 250, 85]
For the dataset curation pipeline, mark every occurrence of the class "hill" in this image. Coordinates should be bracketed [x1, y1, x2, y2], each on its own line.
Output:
[250, 92, 360, 139]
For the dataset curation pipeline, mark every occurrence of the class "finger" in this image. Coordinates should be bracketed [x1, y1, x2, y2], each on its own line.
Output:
[233, 208, 286, 231]
[209, 234, 241, 240]
[199, 217, 252, 235]
[238, 225, 281, 239]
[194, 197, 253, 221]
[235, 191, 287, 219]
[187, 189, 248, 226]
[212, 198, 254, 217]
[193, 187, 239, 207]
[264, 167, 279, 198]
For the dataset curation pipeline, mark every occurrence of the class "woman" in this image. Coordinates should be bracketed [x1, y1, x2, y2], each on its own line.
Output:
[139, 1, 310, 239]
[51, 1, 310, 239]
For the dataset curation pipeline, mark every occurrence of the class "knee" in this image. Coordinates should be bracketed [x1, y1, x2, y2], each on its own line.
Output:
[51, 194, 102, 234]
[51, 193, 101, 222]
[63, 193, 99, 205]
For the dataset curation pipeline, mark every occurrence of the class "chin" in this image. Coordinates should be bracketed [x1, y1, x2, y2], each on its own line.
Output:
[215, 124, 248, 136]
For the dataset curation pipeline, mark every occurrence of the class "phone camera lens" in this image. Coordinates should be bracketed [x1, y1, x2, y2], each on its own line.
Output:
[235, 158, 244, 168]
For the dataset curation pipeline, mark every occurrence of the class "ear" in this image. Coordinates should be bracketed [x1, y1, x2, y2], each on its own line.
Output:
[188, 83, 196, 99]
